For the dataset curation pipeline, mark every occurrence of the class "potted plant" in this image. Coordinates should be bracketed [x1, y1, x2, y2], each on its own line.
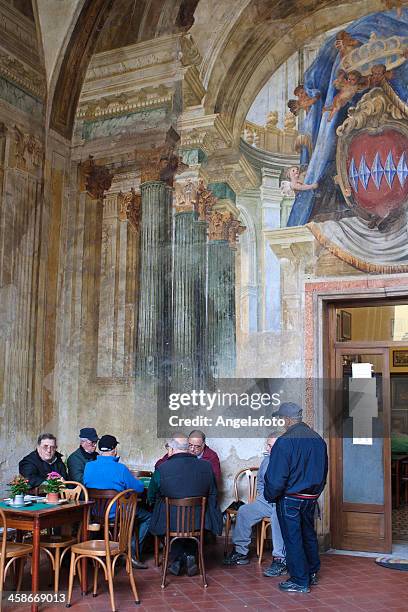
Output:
[8, 475, 30, 505]
[43, 472, 65, 504]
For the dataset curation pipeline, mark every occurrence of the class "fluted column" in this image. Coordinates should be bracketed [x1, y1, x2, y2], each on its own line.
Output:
[207, 211, 245, 378]
[172, 180, 215, 391]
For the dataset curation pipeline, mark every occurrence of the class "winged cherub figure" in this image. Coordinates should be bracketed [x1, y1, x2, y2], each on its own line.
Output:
[323, 70, 369, 121]
[287, 85, 320, 116]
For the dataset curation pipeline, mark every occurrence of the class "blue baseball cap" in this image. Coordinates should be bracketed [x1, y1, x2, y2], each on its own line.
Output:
[274, 402, 303, 418]
[79, 427, 99, 442]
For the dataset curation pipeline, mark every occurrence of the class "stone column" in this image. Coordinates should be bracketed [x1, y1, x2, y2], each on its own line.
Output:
[135, 145, 183, 383]
[207, 210, 245, 379]
[172, 179, 215, 391]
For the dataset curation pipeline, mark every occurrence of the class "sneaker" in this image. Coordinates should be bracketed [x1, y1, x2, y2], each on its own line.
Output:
[168, 558, 182, 576]
[279, 579, 310, 593]
[310, 572, 318, 585]
[263, 559, 288, 577]
[185, 554, 198, 576]
[223, 550, 250, 565]
[131, 558, 148, 569]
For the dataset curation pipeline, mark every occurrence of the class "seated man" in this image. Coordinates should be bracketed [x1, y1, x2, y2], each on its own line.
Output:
[149, 434, 222, 576]
[67, 427, 99, 483]
[223, 434, 287, 577]
[19, 433, 68, 489]
[83, 434, 151, 569]
[155, 430, 221, 483]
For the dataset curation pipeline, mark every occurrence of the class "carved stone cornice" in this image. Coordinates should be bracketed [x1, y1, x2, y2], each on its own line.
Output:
[207, 210, 246, 246]
[182, 65, 206, 107]
[11, 126, 43, 173]
[0, 51, 45, 99]
[118, 188, 141, 232]
[81, 155, 113, 200]
[76, 84, 173, 121]
[136, 144, 187, 186]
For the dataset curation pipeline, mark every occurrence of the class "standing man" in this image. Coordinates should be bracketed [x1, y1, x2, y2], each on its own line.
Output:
[19, 434, 68, 489]
[223, 435, 286, 576]
[67, 427, 99, 483]
[264, 403, 328, 593]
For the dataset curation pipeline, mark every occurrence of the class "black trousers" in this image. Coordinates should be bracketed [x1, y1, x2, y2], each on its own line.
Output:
[276, 496, 320, 587]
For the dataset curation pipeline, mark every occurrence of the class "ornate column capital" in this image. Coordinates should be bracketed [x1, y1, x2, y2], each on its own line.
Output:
[118, 188, 142, 232]
[173, 178, 217, 220]
[80, 155, 113, 199]
[207, 210, 246, 247]
[136, 145, 187, 186]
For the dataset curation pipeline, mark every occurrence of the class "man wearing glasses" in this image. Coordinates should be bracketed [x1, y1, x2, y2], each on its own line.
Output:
[154, 430, 221, 483]
[19, 433, 68, 489]
[67, 427, 99, 483]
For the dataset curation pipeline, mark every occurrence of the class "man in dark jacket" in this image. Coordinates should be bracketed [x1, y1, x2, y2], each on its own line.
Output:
[149, 434, 222, 576]
[67, 427, 99, 483]
[19, 433, 68, 489]
[264, 403, 328, 594]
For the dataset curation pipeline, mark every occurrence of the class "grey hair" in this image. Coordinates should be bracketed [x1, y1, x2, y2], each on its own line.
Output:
[167, 437, 189, 451]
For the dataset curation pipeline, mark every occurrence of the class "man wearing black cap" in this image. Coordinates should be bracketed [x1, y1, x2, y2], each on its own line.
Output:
[83, 434, 151, 569]
[264, 402, 328, 594]
[67, 427, 99, 484]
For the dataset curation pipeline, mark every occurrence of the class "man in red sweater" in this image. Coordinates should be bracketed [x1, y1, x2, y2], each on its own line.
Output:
[155, 430, 221, 484]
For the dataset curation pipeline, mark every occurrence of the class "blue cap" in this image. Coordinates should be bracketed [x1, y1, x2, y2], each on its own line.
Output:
[275, 402, 303, 418]
[79, 427, 99, 442]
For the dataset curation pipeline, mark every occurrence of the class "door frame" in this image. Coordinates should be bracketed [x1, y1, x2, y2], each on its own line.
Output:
[324, 296, 408, 552]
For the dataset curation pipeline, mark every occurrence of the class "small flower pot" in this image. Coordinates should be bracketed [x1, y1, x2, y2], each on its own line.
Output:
[13, 494, 25, 505]
[46, 492, 59, 504]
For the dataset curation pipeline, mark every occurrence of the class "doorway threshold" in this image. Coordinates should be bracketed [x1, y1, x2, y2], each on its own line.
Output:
[326, 544, 408, 559]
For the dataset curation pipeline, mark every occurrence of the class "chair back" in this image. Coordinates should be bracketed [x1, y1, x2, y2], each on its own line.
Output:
[105, 490, 137, 555]
[165, 496, 206, 538]
[60, 481, 89, 502]
[87, 488, 119, 535]
[130, 470, 152, 478]
[0, 509, 7, 575]
[233, 467, 259, 504]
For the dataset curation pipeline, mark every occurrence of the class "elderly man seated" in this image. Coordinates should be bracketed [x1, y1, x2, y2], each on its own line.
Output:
[83, 434, 151, 569]
[155, 430, 221, 483]
[19, 433, 68, 489]
[223, 434, 287, 577]
[149, 434, 222, 576]
[67, 427, 99, 484]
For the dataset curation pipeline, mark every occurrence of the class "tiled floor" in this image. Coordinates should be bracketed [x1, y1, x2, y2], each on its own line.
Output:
[4, 540, 408, 611]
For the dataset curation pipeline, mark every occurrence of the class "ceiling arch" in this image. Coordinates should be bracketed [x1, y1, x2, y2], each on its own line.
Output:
[204, 0, 395, 146]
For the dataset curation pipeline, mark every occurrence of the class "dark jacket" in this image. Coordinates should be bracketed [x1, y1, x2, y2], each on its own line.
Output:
[149, 452, 223, 536]
[264, 422, 328, 502]
[155, 445, 221, 483]
[19, 450, 68, 489]
[67, 446, 98, 484]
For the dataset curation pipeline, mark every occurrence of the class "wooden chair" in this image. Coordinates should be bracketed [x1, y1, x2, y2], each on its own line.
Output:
[256, 517, 271, 564]
[66, 489, 139, 611]
[38, 481, 88, 592]
[0, 508, 33, 610]
[161, 496, 207, 589]
[130, 470, 153, 478]
[87, 489, 119, 536]
[224, 467, 259, 556]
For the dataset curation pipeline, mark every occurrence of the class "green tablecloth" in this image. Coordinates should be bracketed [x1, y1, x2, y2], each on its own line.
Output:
[0, 501, 59, 511]
[391, 435, 408, 454]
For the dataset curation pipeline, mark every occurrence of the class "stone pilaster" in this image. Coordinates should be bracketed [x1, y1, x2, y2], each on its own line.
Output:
[207, 210, 245, 378]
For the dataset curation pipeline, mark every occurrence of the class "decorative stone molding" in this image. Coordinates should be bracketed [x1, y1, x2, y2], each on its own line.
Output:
[80, 155, 113, 200]
[196, 180, 217, 221]
[178, 34, 202, 67]
[11, 126, 43, 173]
[0, 52, 45, 99]
[118, 188, 141, 232]
[182, 65, 206, 107]
[174, 179, 198, 213]
[208, 210, 246, 246]
[136, 145, 187, 186]
[0, 2, 42, 68]
[76, 85, 173, 121]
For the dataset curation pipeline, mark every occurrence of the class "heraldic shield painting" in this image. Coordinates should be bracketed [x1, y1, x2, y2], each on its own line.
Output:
[286, 8, 408, 272]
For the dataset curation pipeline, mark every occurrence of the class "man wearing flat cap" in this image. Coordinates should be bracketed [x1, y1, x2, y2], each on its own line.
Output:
[264, 402, 328, 594]
[67, 427, 99, 484]
[83, 434, 151, 569]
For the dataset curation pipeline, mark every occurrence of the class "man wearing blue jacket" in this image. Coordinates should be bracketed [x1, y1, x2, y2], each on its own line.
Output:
[83, 434, 151, 569]
[264, 403, 328, 594]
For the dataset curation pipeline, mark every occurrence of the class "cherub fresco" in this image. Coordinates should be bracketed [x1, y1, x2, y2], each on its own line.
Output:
[287, 85, 320, 116]
[368, 63, 394, 87]
[281, 166, 318, 196]
[335, 30, 361, 57]
[323, 70, 369, 120]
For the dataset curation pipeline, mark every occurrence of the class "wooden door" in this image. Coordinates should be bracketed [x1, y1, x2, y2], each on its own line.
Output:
[332, 347, 391, 553]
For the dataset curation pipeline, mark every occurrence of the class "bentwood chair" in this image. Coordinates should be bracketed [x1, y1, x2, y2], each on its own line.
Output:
[66, 490, 139, 611]
[0, 508, 33, 611]
[39, 481, 88, 592]
[256, 516, 271, 564]
[224, 467, 259, 556]
[161, 496, 207, 589]
[87, 489, 119, 536]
